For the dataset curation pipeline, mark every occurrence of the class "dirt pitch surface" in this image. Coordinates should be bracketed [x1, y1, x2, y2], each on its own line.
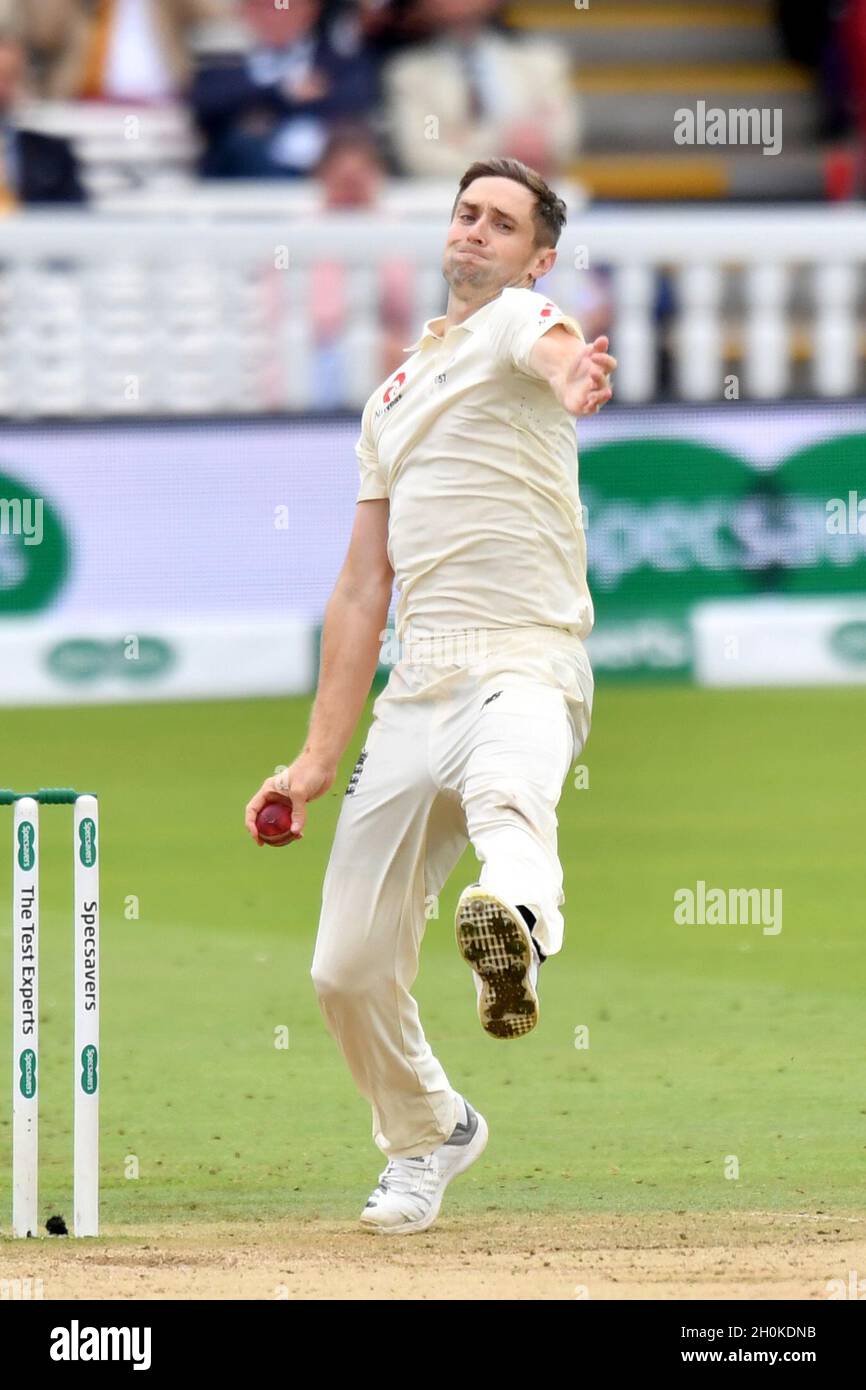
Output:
[2, 1212, 865, 1300]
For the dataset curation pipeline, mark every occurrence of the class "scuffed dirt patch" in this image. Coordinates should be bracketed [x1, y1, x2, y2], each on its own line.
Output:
[2, 1211, 864, 1300]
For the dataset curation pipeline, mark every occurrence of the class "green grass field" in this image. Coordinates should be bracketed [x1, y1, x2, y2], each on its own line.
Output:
[1, 684, 864, 1235]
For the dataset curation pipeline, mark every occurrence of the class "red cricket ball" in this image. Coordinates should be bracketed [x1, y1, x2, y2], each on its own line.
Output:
[256, 801, 300, 847]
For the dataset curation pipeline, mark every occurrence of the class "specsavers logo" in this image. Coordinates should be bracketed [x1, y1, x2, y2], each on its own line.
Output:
[78, 817, 97, 867]
[581, 435, 866, 609]
[829, 620, 866, 666]
[46, 637, 175, 683]
[17, 819, 35, 871]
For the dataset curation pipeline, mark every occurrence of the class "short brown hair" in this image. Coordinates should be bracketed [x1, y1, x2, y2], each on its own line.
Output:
[452, 158, 567, 249]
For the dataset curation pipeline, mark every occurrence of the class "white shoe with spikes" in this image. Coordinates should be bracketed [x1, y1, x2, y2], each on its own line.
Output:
[455, 885, 541, 1039]
[359, 1097, 488, 1235]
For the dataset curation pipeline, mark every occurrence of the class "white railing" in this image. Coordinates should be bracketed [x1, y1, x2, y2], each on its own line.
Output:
[0, 206, 863, 415]
[17, 101, 200, 198]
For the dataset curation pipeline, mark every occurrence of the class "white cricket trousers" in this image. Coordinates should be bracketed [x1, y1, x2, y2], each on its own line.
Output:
[310, 624, 594, 1159]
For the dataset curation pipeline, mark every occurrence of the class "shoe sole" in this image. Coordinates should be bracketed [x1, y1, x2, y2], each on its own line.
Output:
[360, 1112, 489, 1236]
[455, 890, 539, 1039]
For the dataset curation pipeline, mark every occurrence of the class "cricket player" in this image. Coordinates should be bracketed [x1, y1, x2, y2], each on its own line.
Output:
[245, 157, 615, 1236]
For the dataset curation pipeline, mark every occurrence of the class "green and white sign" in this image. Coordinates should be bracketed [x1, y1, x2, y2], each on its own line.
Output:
[1, 410, 865, 693]
[581, 434, 866, 613]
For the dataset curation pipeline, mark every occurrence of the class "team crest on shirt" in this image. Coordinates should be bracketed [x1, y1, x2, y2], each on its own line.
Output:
[374, 371, 407, 418]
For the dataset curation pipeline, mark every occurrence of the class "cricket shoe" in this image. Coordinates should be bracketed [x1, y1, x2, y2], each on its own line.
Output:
[455, 885, 541, 1039]
[359, 1096, 488, 1236]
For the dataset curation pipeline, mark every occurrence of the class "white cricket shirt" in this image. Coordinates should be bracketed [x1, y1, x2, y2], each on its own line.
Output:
[354, 286, 594, 642]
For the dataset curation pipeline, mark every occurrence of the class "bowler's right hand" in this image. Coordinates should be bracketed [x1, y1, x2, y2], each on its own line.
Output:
[244, 755, 336, 845]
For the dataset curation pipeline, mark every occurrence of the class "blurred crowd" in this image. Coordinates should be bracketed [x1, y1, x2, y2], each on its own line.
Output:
[0, 0, 593, 391]
[0, 0, 862, 404]
[1, 1, 865, 203]
[0, 0, 577, 197]
[775, 1, 866, 195]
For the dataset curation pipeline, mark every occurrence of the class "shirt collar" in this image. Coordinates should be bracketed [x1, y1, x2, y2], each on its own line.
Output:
[401, 294, 500, 354]
[401, 315, 450, 353]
